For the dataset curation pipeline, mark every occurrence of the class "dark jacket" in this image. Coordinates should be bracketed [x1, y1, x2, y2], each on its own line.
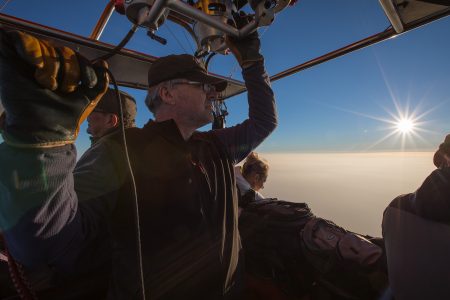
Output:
[108, 120, 241, 299]
[382, 167, 450, 300]
[0, 62, 277, 299]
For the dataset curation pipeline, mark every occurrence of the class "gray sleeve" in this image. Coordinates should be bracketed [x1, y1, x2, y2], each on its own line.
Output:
[0, 143, 84, 267]
[213, 61, 278, 164]
[0, 141, 122, 269]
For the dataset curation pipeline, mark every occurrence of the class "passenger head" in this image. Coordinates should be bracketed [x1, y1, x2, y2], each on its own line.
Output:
[145, 54, 227, 128]
[87, 89, 137, 138]
[433, 134, 450, 168]
[242, 152, 269, 191]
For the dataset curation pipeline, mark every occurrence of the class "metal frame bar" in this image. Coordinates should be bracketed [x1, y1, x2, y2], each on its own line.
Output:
[1, 3, 449, 99]
[136, 0, 258, 38]
[379, 0, 404, 33]
[0, 12, 153, 58]
[90, 0, 116, 40]
[0, 12, 246, 95]
[127, 0, 449, 97]
[269, 8, 450, 84]
[89, 0, 201, 44]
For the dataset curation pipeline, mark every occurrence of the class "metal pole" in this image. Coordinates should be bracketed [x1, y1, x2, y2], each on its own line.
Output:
[270, 29, 395, 82]
[270, 9, 450, 83]
[167, 0, 240, 37]
[90, 0, 115, 40]
[138, 0, 169, 27]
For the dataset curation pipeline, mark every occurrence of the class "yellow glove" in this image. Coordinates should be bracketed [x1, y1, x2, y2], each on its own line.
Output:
[0, 29, 109, 148]
[8, 31, 81, 93]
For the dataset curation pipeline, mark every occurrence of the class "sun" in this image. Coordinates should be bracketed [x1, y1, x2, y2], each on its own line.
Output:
[396, 118, 415, 134]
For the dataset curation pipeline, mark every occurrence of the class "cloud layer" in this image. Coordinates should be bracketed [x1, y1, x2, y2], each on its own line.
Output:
[256, 152, 434, 236]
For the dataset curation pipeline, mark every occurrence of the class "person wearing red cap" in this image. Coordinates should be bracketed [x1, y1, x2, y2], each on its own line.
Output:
[382, 134, 450, 300]
[0, 13, 277, 300]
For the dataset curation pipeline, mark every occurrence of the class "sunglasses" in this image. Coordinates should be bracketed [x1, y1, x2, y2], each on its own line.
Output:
[171, 80, 216, 94]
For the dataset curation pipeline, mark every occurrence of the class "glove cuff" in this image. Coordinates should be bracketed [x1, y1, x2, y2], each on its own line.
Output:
[2, 130, 76, 148]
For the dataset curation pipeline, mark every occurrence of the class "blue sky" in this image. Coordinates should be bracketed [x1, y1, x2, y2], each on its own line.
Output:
[2, 0, 450, 155]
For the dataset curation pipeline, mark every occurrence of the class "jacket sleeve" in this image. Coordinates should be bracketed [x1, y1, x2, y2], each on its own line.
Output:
[212, 61, 278, 164]
[0, 143, 84, 268]
[0, 141, 122, 270]
[382, 167, 450, 299]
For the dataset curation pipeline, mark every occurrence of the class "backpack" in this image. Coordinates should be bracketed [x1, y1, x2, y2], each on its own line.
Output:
[300, 217, 388, 299]
[239, 199, 388, 299]
[239, 199, 316, 298]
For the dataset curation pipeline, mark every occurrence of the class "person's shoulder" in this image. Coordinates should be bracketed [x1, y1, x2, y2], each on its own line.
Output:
[386, 167, 450, 223]
[99, 127, 142, 144]
[84, 128, 143, 161]
[428, 167, 450, 181]
[386, 193, 415, 212]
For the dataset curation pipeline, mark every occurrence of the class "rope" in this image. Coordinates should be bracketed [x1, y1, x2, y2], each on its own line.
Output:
[105, 68, 146, 300]
[181, 27, 195, 54]
[92, 26, 146, 300]
[166, 23, 188, 53]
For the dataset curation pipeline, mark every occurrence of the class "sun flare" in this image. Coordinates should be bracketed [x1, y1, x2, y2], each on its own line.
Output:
[396, 118, 415, 134]
[335, 101, 435, 151]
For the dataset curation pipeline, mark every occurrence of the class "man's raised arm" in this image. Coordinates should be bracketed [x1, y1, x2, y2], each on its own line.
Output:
[0, 29, 108, 267]
[212, 14, 278, 164]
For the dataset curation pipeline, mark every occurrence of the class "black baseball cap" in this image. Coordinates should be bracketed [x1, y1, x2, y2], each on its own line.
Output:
[147, 54, 227, 92]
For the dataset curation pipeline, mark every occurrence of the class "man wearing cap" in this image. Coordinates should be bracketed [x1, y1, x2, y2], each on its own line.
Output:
[74, 88, 137, 208]
[0, 14, 276, 300]
[382, 134, 450, 300]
